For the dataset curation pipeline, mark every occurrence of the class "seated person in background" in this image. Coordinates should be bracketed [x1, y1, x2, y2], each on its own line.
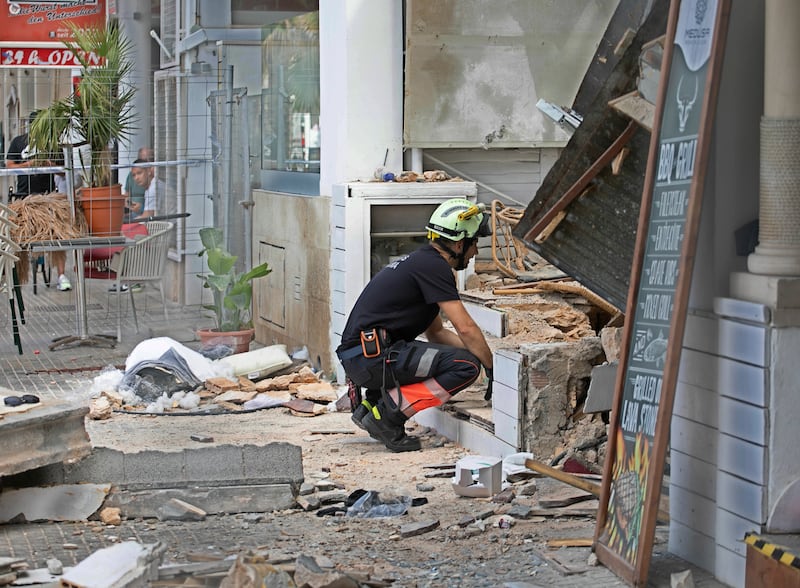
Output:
[130, 158, 165, 220]
[5, 111, 54, 198]
[123, 146, 153, 221]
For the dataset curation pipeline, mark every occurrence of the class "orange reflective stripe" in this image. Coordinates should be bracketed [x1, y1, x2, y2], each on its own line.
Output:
[391, 379, 452, 417]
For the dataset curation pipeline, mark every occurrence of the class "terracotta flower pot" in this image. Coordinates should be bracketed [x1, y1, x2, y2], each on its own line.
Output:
[78, 184, 126, 237]
[197, 327, 255, 355]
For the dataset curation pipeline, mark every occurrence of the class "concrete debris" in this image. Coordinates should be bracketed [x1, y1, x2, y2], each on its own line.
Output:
[205, 377, 241, 394]
[293, 554, 360, 588]
[156, 498, 207, 522]
[491, 487, 516, 503]
[315, 490, 348, 505]
[11, 565, 69, 585]
[517, 480, 539, 496]
[46, 558, 64, 575]
[314, 479, 340, 491]
[214, 389, 258, 404]
[296, 494, 321, 511]
[671, 569, 696, 588]
[507, 504, 534, 519]
[457, 514, 476, 527]
[158, 559, 234, 580]
[236, 376, 257, 391]
[295, 381, 338, 403]
[219, 555, 293, 588]
[60, 541, 165, 588]
[475, 507, 497, 521]
[0, 557, 24, 586]
[88, 395, 112, 420]
[0, 484, 110, 523]
[102, 362, 338, 417]
[399, 519, 440, 538]
[285, 398, 328, 416]
[99, 506, 122, 526]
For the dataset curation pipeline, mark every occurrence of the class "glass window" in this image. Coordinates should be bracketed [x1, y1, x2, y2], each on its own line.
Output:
[261, 11, 320, 178]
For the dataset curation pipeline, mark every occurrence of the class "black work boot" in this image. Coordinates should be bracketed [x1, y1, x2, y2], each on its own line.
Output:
[362, 403, 421, 453]
[350, 390, 381, 430]
[351, 401, 371, 430]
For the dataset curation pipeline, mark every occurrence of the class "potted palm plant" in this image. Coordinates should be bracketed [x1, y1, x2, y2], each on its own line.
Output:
[197, 227, 271, 354]
[28, 22, 137, 236]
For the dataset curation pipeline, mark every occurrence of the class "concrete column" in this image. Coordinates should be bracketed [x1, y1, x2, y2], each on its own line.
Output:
[746, 0, 800, 275]
[318, 0, 403, 192]
[116, 0, 152, 168]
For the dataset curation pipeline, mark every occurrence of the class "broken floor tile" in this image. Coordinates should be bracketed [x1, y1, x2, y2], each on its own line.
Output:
[0, 484, 110, 523]
[156, 498, 207, 522]
[399, 520, 440, 538]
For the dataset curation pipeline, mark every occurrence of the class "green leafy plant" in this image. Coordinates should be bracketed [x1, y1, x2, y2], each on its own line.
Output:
[198, 227, 271, 332]
[28, 22, 137, 187]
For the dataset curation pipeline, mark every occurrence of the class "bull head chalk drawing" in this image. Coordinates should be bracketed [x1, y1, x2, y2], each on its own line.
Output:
[676, 75, 698, 133]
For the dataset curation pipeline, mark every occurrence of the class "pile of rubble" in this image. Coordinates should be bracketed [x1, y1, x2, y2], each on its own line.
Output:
[89, 364, 341, 419]
[463, 251, 624, 477]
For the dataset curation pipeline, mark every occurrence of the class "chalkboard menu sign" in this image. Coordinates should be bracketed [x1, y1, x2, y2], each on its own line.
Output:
[594, 0, 730, 585]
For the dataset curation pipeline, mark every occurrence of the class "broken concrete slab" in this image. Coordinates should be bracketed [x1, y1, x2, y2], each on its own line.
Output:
[5, 442, 303, 491]
[104, 484, 296, 518]
[0, 484, 109, 523]
[0, 400, 90, 477]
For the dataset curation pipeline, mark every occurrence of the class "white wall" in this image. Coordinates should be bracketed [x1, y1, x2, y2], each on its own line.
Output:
[319, 0, 404, 193]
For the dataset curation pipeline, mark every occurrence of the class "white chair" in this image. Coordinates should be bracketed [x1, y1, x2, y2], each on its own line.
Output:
[109, 220, 174, 341]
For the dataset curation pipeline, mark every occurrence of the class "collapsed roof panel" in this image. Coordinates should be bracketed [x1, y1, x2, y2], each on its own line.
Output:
[513, 0, 670, 312]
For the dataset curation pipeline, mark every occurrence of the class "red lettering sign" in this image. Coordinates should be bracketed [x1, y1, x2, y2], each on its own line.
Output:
[0, 46, 103, 68]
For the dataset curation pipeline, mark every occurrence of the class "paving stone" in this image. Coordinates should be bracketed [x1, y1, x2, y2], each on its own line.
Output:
[124, 449, 185, 487]
[241, 443, 303, 483]
[184, 444, 243, 483]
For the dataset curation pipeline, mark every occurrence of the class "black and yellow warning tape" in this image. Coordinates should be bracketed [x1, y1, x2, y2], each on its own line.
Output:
[745, 532, 800, 570]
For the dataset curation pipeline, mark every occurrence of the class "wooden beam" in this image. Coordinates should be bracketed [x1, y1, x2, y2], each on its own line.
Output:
[522, 120, 638, 244]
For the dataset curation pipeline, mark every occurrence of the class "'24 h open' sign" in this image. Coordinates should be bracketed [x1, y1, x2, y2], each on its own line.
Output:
[594, 0, 731, 586]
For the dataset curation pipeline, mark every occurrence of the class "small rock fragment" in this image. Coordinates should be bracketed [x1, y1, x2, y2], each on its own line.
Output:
[89, 396, 112, 420]
[99, 507, 122, 526]
[46, 558, 63, 575]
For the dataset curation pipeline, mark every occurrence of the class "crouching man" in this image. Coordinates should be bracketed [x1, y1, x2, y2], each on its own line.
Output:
[336, 198, 494, 452]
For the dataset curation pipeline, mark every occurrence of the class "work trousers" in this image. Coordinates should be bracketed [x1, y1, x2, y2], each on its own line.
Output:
[340, 340, 481, 418]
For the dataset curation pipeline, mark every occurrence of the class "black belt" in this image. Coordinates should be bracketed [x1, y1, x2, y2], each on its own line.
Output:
[337, 345, 366, 360]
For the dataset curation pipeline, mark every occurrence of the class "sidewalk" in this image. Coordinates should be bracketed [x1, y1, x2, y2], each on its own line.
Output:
[0, 275, 731, 587]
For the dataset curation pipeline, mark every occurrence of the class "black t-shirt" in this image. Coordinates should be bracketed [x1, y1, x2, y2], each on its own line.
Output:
[6, 133, 54, 196]
[338, 244, 460, 350]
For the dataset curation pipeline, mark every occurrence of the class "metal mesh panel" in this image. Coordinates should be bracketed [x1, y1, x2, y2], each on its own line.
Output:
[159, 0, 179, 68]
[208, 87, 250, 271]
[154, 72, 180, 251]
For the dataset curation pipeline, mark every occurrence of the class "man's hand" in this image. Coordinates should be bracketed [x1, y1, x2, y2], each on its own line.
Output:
[484, 367, 493, 401]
